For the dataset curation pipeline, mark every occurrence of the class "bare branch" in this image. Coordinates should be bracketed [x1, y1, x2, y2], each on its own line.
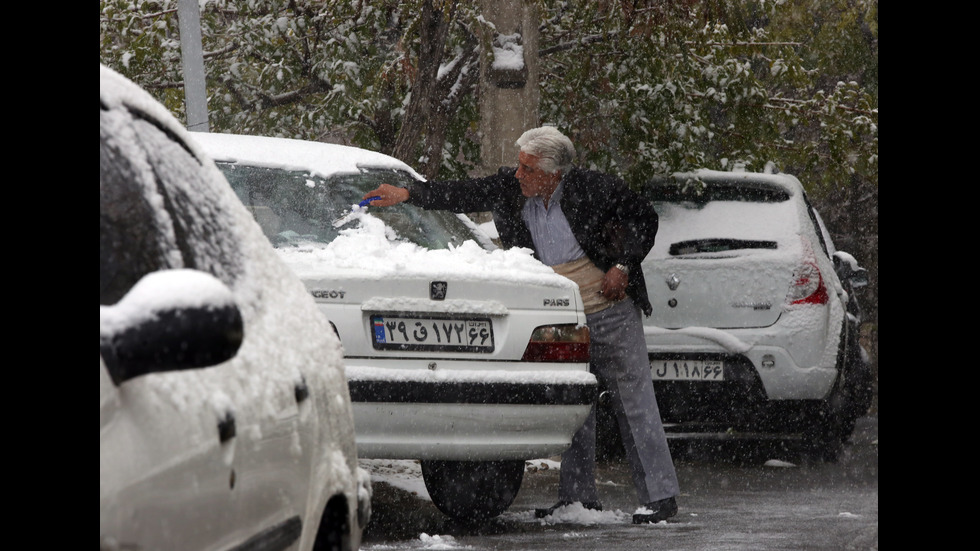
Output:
[140, 9, 177, 19]
[691, 41, 803, 47]
[255, 80, 331, 107]
[203, 43, 237, 59]
[540, 31, 618, 57]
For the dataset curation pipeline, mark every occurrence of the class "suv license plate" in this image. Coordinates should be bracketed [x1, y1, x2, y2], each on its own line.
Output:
[371, 315, 494, 353]
[651, 360, 724, 381]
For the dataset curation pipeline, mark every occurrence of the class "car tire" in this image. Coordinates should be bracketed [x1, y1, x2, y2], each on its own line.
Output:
[800, 401, 845, 462]
[312, 495, 352, 551]
[801, 326, 873, 462]
[420, 459, 525, 521]
[844, 343, 874, 423]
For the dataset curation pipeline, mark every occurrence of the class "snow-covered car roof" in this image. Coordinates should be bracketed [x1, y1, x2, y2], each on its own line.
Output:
[100, 65, 190, 145]
[190, 131, 425, 181]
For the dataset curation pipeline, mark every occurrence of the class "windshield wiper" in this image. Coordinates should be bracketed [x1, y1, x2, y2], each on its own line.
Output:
[669, 238, 777, 256]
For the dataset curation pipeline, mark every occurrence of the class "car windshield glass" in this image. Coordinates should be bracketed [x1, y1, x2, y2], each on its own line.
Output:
[217, 163, 478, 250]
[644, 180, 798, 257]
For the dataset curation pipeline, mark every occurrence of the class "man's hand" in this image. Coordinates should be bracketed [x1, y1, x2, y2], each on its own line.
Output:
[601, 266, 629, 301]
[363, 183, 410, 207]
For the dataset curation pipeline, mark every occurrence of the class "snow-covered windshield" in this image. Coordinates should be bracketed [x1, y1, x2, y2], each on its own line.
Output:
[217, 162, 479, 250]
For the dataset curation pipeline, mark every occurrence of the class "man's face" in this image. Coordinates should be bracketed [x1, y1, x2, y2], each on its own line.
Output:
[516, 151, 561, 199]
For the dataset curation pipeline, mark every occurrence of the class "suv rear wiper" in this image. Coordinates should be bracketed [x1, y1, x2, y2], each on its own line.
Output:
[669, 238, 777, 256]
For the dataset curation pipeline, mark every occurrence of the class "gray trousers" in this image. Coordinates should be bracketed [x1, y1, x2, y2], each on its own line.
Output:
[559, 300, 680, 505]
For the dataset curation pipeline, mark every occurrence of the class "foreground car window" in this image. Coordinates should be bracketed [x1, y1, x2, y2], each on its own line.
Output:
[218, 163, 477, 250]
[101, 118, 244, 305]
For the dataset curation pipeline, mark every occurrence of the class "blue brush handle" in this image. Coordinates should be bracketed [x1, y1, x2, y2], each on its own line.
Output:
[358, 196, 382, 208]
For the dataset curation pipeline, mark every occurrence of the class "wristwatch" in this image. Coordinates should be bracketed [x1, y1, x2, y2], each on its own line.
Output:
[614, 263, 630, 275]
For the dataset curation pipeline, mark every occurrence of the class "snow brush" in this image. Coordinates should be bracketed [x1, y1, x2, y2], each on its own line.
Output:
[332, 196, 381, 228]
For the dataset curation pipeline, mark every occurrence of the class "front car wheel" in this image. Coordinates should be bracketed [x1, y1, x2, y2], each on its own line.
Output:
[420, 460, 525, 520]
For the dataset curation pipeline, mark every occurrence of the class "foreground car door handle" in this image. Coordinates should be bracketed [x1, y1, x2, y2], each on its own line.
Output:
[295, 377, 309, 404]
[218, 411, 236, 443]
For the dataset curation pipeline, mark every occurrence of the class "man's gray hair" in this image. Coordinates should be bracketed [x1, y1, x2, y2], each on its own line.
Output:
[515, 126, 575, 174]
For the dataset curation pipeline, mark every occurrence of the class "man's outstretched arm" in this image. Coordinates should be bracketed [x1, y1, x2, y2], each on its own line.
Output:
[363, 183, 409, 207]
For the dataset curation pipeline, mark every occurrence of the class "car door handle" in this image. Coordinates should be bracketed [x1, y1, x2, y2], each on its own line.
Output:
[295, 377, 309, 404]
[218, 411, 236, 443]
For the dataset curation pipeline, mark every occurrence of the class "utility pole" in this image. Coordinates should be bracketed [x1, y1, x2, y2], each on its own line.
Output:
[477, 0, 539, 174]
[177, 0, 209, 132]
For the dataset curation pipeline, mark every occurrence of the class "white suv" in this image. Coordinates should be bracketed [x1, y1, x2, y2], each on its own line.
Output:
[191, 132, 598, 520]
[598, 169, 872, 461]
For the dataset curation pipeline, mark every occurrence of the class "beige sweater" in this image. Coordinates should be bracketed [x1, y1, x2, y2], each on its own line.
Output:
[551, 257, 622, 315]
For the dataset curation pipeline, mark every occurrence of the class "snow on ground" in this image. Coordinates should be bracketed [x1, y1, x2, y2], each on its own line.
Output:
[359, 459, 430, 500]
[362, 533, 470, 550]
[360, 454, 799, 539]
[360, 458, 645, 528]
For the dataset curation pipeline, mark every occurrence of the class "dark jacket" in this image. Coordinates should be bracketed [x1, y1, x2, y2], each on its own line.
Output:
[407, 166, 659, 316]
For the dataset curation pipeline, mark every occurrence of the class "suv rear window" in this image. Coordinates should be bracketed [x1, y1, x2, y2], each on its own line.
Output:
[643, 178, 797, 257]
[644, 178, 791, 204]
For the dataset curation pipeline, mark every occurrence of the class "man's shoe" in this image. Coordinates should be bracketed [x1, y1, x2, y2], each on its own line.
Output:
[632, 497, 678, 524]
[534, 500, 603, 518]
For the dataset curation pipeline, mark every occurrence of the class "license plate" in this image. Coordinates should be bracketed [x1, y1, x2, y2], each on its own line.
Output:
[371, 315, 494, 353]
[651, 360, 724, 381]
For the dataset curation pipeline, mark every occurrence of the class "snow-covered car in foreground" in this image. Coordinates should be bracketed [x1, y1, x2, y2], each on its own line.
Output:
[597, 169, 872, 461]
[191, 132, 598, 520]
[100, 65, 369, 550]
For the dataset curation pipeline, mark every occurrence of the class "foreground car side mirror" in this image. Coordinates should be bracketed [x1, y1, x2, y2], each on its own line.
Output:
[100, 269, 244, 386]
[832, 251, 868, 289]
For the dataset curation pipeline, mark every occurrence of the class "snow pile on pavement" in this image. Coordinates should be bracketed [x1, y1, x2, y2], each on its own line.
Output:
[417, 533, 465, 549]
[359, 459, 430, 500]
[503, 502, 633, 526]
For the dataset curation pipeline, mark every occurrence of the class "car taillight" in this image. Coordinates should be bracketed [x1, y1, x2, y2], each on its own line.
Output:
[788, 261, 828, 304]
[521, 324, 591, 362]
[787, 243, 831, 306]
[786, 238, 830, 305]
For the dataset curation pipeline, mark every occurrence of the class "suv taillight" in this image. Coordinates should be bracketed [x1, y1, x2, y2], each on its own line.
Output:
[521, 324, 590, 362]
[786, 238, 830, 305]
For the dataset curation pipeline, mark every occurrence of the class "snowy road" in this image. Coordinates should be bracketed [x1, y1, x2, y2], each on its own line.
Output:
[359, 414, 878, 550]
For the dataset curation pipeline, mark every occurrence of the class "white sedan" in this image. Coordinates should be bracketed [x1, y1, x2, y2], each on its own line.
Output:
[191, 132, 598, 520]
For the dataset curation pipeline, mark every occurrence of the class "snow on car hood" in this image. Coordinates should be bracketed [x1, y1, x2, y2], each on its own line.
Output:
[276, 213, 577, 290]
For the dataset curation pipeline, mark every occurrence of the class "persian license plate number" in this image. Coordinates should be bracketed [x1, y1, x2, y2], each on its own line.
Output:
[651, 360, 724, 381]
[371, 315, 494, 353]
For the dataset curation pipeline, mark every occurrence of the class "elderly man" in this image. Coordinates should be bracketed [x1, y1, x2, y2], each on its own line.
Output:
[364, 126, 679, 523]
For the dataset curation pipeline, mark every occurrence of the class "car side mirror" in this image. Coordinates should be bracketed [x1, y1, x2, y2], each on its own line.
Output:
[100, 269, 244, 386]
[832, 251, 869, 289]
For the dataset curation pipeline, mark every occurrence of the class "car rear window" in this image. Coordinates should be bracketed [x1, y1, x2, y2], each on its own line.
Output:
[644, 178, 791, 204]
[643, 179, 798, 257]
[217, 163, 479, 250]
